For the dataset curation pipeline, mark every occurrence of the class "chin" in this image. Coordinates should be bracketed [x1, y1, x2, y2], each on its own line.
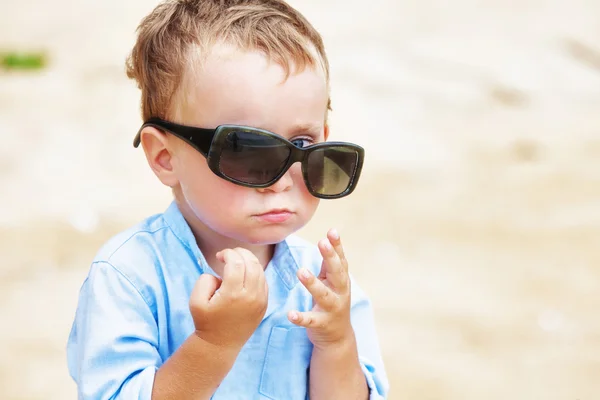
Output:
[238, 223, 304, 245]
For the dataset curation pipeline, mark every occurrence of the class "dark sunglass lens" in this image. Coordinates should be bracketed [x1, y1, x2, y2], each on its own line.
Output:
[306, 146, 359, 196]
[219, 131, 291, 184]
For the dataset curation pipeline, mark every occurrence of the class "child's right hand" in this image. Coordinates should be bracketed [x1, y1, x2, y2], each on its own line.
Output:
[189, 248, 268, 351]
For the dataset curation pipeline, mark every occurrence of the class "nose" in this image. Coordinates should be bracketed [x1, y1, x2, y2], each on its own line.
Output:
[257, 167, 294, 194]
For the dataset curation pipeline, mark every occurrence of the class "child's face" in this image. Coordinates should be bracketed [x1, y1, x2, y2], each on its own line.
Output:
[170, 45, 329, 245]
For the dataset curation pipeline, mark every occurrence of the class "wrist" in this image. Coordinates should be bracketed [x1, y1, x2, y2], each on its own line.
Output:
[313, 327, 357, 354]
[191, 331, 241, 362]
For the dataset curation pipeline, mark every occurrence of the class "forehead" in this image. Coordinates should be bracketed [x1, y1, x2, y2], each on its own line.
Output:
[173, 44, 329, 135]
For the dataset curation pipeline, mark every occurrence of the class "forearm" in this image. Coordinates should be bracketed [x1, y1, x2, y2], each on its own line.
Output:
[309, 333, 369, 400]
[151, 333, 239, 400]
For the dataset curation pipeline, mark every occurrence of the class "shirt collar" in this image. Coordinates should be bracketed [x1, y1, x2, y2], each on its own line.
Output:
[162, 201, 210, 273]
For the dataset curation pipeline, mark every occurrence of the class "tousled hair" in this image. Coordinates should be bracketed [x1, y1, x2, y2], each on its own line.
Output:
[126, 0, 331, 122]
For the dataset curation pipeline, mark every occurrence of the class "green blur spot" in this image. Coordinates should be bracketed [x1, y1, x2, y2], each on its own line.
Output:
[1, 51, 48, 70]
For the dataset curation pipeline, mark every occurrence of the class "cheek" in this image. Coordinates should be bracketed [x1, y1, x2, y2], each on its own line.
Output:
[174, 147, 206, 178]
[176, 150, 236, 204]
[182, 165, 247, 210]
[289, 165, 320, 213]
[289, 165, 311, 196]
[182, 177, 254, 235]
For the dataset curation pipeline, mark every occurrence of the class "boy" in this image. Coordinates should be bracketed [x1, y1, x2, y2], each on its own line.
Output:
[66, 0, 389, 399]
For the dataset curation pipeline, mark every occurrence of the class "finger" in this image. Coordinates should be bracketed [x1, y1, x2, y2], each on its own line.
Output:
[318, 238, 348, 292]
[327, 228, 348, 272]
[288, 310, 325, 329]
[190, 273, 222, 305]
[219, 248, 246, 293]
[317, 260, 327, 281]
[234, 247, 263, 291]
[298, 268, 337, 310]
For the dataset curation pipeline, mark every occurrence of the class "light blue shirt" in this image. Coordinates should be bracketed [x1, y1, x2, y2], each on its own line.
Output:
[67, 201, 389, 399]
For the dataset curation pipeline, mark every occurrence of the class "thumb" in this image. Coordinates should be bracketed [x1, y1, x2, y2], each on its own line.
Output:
[191, 273, 222, 304]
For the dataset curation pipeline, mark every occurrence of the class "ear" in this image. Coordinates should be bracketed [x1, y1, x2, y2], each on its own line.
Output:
[139, 127, 179, 187]
[323, 124, 330, 141]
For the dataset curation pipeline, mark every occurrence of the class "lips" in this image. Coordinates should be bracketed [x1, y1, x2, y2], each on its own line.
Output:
[254, 208, 294, 223]
[256, 208, 292, 216]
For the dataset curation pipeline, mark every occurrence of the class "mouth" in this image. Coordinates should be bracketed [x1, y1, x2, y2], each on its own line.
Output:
[254, 208, 294, 223]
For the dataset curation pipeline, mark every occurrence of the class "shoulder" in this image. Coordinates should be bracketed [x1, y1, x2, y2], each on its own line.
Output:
[94, 211, 171, 268]
[85, 211, 175, 307]
[95, 212, 168, 258]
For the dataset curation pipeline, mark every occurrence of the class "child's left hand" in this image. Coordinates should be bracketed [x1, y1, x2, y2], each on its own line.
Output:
[288, 229, 354, 350]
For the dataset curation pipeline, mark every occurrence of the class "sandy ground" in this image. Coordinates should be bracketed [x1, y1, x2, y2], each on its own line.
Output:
[1, 0, 600, 399]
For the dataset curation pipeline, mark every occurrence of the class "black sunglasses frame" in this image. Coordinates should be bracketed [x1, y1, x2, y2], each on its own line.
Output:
[134, 118, 365, 199]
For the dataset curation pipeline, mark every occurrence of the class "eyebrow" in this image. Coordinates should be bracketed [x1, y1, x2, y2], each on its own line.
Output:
[287, 123, 323, 137]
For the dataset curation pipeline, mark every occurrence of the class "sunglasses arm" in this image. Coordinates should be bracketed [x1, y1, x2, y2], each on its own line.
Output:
[134, 119, 216, 157]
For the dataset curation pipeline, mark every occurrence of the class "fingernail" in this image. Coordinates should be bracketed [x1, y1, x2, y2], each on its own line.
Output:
[331, 229, 339, 240]
[323, 240, 332, 251]
[301, 268, 311, 279]
[290, 312, 299, 321]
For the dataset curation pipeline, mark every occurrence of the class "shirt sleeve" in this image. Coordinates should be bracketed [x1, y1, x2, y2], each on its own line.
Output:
[67, 261, 161, 400]
[350, 275, 390, 399]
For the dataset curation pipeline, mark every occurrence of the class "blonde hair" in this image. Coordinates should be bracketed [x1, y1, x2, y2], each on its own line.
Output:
[126, 0, 331, 122]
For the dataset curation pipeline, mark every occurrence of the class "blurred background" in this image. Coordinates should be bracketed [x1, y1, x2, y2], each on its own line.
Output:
[1, 0, 600, 399]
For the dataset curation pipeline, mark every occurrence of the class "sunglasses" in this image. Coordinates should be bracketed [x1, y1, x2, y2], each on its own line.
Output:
[133, 118, 365, 199]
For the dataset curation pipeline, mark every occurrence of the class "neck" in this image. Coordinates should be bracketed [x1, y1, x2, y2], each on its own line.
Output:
[175, 196, 275, 277]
